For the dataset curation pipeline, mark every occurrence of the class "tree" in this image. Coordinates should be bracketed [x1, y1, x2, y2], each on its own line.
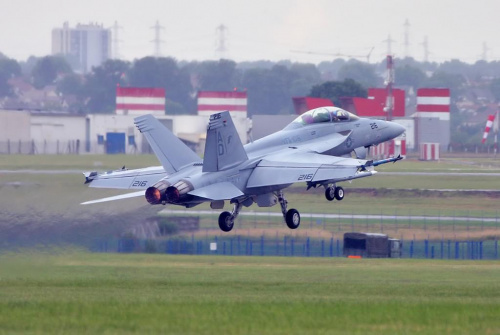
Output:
[31, 56, 72, 89]
[0, 57, 21, 97]
[337, 60, 380, 88]
[194, 59, 240, 91]
[288, 63, 321, 96]
[83, 59, 130, 113]
[316, 59, 346, 81]
[56, 73, 84, 96]
[309, 79, 367, 106]
[395, 64, 426, 88]
[489, 78, 500, 102]
[241, 65, 294, 115]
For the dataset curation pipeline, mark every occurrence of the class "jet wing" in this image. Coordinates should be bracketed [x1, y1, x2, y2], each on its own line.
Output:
[246, 150, 373, 188]
[188, 182, 244, 201]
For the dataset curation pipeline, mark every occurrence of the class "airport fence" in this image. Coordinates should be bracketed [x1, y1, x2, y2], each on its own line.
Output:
[157, 209, 500, 239]
[0, 140, 147, 155]
[91, 235, 499, 260]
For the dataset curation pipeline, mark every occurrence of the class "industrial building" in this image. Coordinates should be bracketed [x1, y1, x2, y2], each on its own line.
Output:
[0, 110, 250, 156]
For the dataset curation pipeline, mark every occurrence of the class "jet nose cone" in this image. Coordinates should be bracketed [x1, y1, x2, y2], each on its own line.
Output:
[388, 121, 406, 139]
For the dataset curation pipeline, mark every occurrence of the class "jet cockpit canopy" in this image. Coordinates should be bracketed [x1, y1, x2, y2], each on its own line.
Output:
[285, 106, 359, 129]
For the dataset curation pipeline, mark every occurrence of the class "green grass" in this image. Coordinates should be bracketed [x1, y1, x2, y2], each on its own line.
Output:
[0, 252, 499, 334]
[0, 154, 161, 170]
[2, 153, 500, 173]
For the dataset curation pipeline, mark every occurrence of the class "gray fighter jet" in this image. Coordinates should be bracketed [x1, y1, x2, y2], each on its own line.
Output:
[83, 107, 405, 232]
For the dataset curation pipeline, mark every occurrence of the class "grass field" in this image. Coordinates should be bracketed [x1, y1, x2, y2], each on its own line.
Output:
[2, 153, 500, 172]
[2, 156, 500, 333]
[2, 154, 500, 247]
[0, 251, 499, 334]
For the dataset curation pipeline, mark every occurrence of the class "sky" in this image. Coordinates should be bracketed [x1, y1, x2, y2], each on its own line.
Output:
[1, 0, 500, 64]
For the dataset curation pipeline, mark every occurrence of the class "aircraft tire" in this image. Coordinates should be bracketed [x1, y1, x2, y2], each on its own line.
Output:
[218, 211, 234, 232]
[285, 209, 300, 229]
[325, 187, 335, 201]
[334, 186, 345, 201]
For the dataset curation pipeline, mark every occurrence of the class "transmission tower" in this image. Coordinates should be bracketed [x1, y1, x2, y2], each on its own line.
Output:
[482, 41, 490, 61]
[421, 36, 430, 62]
[215, 24, 228, 59]
[384, 55, 395, 121]
[383, 34, 396, 55]
[111, 21, 122, 59]
[403, 19, 410, 58]
[151, 20, 165, 57]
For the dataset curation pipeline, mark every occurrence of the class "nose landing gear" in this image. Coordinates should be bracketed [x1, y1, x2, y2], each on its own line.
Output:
[278, 190, 300, 229]
[218, 202, 242, 232]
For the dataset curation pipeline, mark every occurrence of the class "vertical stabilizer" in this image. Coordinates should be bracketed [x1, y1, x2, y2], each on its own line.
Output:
[203, 111, 248, 172]
[134, 114, 200, 174]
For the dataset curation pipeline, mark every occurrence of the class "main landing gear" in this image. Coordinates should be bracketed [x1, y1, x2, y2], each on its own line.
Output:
[217, 191, 301, 232]
[325, 185, 344, 202]
[218, 202, 242, 232]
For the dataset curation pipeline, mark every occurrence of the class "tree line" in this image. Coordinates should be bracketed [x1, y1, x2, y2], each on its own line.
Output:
[2, 52, 500, 118]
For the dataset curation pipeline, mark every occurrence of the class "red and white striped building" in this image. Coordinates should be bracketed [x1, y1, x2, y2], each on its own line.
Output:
[415, 88, 450, 120]
[414, 88, 450, 151]
[197, 91, 247, 118]
[115, 87, 165, 116]
[419, 143, 440, 160]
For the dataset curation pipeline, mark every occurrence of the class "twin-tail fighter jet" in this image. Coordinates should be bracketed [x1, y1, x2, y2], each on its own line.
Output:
[82, 107, 405, 232]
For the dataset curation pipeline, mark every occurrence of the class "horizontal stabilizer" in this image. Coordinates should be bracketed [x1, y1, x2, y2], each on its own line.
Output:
[188, 182, 244, 201]
[83, 166, 167, 190]
[81, 190, 145, 205]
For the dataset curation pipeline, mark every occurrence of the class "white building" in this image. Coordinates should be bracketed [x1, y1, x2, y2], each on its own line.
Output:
[52, 22, 111, 73]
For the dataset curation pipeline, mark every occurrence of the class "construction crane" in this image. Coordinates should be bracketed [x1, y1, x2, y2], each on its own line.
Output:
[290, 47, 375, 63]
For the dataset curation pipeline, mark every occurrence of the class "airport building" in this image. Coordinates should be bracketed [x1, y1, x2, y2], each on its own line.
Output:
[0, 86, 447, 158]
[52, 22, 111, 73]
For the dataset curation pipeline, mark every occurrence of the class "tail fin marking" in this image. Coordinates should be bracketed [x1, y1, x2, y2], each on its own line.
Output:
[203, 111, 248, 172]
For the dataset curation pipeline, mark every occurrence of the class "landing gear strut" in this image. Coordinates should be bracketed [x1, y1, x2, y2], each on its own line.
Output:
[278, 190, 300, 229]
[325, 185, 344, 201]
[218, 202, 242, 232]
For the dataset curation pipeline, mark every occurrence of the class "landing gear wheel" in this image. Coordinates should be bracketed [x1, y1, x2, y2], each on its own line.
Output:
[325, 187, 335, 201]
[285, 209, 300, 229]
[218, 211, 234, 232]
[334, 186, 344, 201]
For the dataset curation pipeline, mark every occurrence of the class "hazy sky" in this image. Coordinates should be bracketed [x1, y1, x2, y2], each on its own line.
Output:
[1, 0, 499, 64]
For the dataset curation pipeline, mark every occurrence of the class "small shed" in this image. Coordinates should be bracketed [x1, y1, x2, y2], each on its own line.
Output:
[343, 232, 401, 258]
